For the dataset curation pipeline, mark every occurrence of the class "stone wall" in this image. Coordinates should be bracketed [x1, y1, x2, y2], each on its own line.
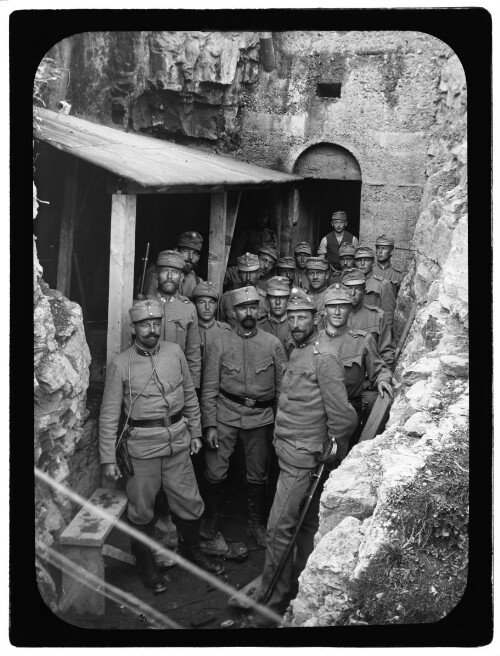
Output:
[43, 31, 453, 271]
[34, 184, 97, 610]
[289, 52, 467, 627]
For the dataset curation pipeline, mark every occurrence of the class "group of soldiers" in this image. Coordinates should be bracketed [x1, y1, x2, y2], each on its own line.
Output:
[98, 209, 405, 626]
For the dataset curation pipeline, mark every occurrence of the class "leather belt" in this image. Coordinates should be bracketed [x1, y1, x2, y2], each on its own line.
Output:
[220, 389, 274, 409]
[127, 412, 183, 428]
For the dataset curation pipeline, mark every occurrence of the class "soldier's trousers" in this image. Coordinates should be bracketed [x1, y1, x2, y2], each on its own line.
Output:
[126, 449, 204, 525]
[204, 422, 273, 484]
[259, 456, 324, 615]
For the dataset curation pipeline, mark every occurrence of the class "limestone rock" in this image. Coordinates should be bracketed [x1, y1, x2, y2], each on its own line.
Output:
[439, 354, 468, 378]
[404, 411, 435, 437]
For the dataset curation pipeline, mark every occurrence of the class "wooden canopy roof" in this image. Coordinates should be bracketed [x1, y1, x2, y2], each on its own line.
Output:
[35, 108, 301, 193]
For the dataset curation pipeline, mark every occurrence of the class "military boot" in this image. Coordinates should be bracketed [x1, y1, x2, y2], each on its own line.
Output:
[174, 516, 225, 575]
[247, 482, 268, 547]
[200, 480, 224, 540]
[130, 520, 168, 594]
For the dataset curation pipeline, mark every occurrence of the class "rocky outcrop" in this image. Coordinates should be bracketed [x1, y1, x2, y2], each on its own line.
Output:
[290, 53, 468, 626]
[45, 31, 260, 147]
[34, 184, 95, 610]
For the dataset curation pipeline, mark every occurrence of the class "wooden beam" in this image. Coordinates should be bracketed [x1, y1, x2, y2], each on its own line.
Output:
[107, 194, 136, 363]
[208, 190, 227, 294]
[223, 191, 241, 273]
[56, 157, 79, 297]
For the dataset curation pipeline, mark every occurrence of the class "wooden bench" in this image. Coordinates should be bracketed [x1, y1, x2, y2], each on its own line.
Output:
[58, 488, 131, 616]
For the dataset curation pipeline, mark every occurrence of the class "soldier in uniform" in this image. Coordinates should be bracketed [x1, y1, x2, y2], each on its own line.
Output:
[373, 234, 405, 297]
[275, 257, 296, 285]
[219, 253, 268, 329]
[99, 300, 223, 594]
[142, 231, 204, 300]
[192, 280, 232, 373]
[329, 242, 358, 285]
[317, 210, 359, 271]
[257, 243, 279, 292]
[354, 245, 396, 330]
[305, 256, 330, 315]
[145, 250, 201, 392]
[255, 288, 358, 625]
[293, 242, 312, 290]
[200, 286, 286, 547]
[260, 276, 291, 348]
[318, 284, 393, 450]
[342, 268, 395, 370]
[231, 204, 278, 258]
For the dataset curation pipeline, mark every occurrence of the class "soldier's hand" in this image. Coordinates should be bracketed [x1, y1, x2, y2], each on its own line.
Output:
[104, 463, 122, 480]
[136, 293, 144, 300]
[205, 427, 219, 449]
[190, 437, 203, 455]
[377, 380, 393, 398]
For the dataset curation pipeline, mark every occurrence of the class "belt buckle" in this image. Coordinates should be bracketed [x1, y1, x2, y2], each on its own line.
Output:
[163, 415, 172, 427]
[244, 397, 256, 408]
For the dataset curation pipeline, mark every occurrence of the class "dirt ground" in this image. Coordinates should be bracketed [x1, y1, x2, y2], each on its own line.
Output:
[56, 446, 274, 631]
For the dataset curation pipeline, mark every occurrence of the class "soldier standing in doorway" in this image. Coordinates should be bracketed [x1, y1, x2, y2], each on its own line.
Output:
[220, 253, 268, 328]
[260, 276, 291, 348]
[257, 243, 279, 292]
[305, 256, 330, 316]
[192, 280, 232, 374]
[292, 242, 312, 290]
[317, 210, 359, 271]
[373, 234, 405, 297]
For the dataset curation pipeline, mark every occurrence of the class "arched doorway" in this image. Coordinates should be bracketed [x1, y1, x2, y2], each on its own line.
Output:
[293, 144, 362, 251]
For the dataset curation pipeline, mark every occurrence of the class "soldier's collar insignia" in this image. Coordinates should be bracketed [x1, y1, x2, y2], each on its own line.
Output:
[135, 343, 160, 356]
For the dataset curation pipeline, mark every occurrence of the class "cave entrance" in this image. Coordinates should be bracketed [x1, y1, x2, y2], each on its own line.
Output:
[293, 144, 362, 249]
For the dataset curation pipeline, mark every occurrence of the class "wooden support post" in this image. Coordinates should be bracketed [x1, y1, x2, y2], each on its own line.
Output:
[208, 190, 227, 294]
[107, 194, 136, 364]
[56, 157, 79, 297]
[223, 191, 241, 273]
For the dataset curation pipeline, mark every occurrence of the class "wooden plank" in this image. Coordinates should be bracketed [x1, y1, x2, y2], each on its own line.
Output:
[223, 191, 241, 273]
[107, 194, 136, 364]
[56, 157, 78, 297]
[59, 488, 128, 547]
[228, 574, 262, 609]
[358, 394, 393, 443]
[59, 545, 105, 615]
[101, 544, 136, 566]
[208, 190, 227, 294]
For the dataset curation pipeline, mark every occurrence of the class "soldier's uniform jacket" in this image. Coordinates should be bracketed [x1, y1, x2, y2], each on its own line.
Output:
[274, 330, 358, 468]
[317, 326, 392, 403]
[364, 273, 396, 327]
[373, 262, 404, 297]
[201, 327, 286, 430]
[293, 269, 309, 290]
[257, 272, 274, 293]
[347, 303, 395, 370]
[143, 267, 202, 300]
[99, 341, 201, 464]
[219, 286, 268, 329]
[197, 319, 232, 370]
[147, 291, 202, 389]
[260, 313, 290, 348]
[306, 286, 329, 316]
[223, 265, 241, 292]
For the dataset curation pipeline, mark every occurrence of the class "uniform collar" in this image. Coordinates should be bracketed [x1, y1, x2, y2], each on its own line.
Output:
[268, 312, 288, 324]
[134, 342, 161, 357]
[198, 318, 216, 329]
[156, 290, 178, 303]
[293, 328, 320, 349]
[236, 326, 258, 339]
[351, 301, 365, 314]
[377, 261, 390, 270]
[308, 284, 327, 295]
[325, 323, 348, 338]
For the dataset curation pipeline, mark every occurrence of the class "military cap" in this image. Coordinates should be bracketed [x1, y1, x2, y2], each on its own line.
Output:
[258, 243, 279, 261]
[129, 300, 164, 323]
[276, 256, 296, 270]
[294, 241, 312, 255]
[331, 210, 348, 222]
[230, 285, 261, 307]
[341, 268, 366, 286]
[354, 245, 375, 260]
[324, 284, 353, 306]
[192, 280, 218, 300]
[288, 287, 317, 312]
[237, 252, 260, 272]
[266, 276, 291, 296]
[156, 250, 185, 269]
[375, 234, 395, 247]
[177, 231, 203, 251]
[339, 242, 356, 257]
[305, 256, 329, 271]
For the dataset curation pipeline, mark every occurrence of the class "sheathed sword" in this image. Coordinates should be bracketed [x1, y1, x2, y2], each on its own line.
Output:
[139, 242, 150, 297]
[261, 436, 336, 606]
